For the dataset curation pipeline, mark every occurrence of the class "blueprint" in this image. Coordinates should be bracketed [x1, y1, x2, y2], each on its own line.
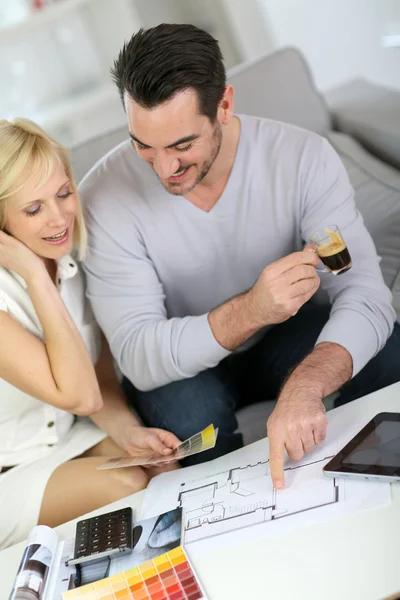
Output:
[140, 414, 391, 552]
[176, 454, 339, 543]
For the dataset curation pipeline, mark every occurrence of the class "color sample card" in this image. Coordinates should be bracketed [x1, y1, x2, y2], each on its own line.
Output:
[97, 425, 218, 470]
[63, 546, 206, 600]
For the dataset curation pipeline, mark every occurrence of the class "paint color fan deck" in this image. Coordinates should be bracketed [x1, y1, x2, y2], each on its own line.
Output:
[63, 546, 206, 600]
[97, 424, 218, 469]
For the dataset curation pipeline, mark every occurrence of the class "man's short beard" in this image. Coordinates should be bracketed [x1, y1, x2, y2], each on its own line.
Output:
[162, 123, 222, 196]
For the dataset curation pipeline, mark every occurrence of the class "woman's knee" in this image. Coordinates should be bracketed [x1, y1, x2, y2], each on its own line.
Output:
[110, 466, 149, 496]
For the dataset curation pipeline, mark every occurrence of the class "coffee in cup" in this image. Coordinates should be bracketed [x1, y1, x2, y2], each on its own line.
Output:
[310, 226, 352, 275]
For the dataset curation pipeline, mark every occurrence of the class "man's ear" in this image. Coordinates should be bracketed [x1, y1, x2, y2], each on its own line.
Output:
[218, 85, 235, 125]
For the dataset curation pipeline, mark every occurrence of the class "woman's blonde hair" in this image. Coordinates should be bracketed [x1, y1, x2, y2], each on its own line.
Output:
[0, 118, 87, 260]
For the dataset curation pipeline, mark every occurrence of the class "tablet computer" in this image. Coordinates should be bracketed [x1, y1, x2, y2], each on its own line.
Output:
[323, 412, 400, 482]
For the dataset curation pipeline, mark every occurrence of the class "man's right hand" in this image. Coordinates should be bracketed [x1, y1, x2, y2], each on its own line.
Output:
[208, 247, 320, 352]
[247, 247, 320, 327]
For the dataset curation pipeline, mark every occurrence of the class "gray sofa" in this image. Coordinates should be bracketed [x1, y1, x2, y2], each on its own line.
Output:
[70, 47, 400, 445]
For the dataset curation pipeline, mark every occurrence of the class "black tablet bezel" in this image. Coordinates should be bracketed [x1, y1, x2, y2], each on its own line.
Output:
[323, 412, 400, 477]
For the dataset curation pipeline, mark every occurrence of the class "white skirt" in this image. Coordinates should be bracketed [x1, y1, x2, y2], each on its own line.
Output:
[0, 417, 106, 549]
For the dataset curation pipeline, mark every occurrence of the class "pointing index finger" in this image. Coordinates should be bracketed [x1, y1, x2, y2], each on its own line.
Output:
[268, 435, 286, 489]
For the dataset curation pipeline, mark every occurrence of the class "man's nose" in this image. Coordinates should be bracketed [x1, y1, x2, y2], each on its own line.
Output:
[153, 151, 180, 180]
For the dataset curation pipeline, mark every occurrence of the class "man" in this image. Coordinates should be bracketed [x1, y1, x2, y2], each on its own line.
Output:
[80, 24, 399, 488]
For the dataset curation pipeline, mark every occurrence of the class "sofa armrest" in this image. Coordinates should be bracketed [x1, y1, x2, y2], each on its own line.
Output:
[326, 79, 400, 171]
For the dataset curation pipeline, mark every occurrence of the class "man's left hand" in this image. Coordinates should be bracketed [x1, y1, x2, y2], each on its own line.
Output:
[267, 392, 328, 489]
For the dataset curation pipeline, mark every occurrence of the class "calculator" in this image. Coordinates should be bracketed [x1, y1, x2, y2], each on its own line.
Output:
[67, 507, 133, 566]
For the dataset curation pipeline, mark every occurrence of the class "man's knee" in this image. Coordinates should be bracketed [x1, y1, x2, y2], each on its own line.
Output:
[123, 368, 238, 437]
[363, 323, 400, 386]
[336, 322, 400, 406]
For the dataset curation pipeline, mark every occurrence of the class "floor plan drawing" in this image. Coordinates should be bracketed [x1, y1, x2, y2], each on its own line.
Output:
[177, 455, 339, 543]
[141, 433, 391, 551]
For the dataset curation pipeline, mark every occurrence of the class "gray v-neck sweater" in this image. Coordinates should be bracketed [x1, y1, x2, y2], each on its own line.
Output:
[80, 115, 395, 391]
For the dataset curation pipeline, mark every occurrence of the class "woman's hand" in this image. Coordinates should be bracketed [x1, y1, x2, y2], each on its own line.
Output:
[0, 230, 44, 281]
[119, 425, 181, 459]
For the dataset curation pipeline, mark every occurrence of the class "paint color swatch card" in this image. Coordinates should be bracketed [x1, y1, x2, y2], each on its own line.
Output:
[62, 545, 206, 600]
[97, 424, 218, 470]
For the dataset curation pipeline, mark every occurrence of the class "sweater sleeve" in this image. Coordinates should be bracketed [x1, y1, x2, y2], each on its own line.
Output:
[301, 137, 396, 376]
[82, 194, 230, 392]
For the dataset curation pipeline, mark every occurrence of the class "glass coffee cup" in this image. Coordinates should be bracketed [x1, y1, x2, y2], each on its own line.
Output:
[309, 225, 352, 275]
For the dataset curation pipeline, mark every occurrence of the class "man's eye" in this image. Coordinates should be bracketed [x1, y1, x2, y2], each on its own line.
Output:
[26, 205, 41, 217]
[176, 144, 193, 152]
[136, 143, 148, 151]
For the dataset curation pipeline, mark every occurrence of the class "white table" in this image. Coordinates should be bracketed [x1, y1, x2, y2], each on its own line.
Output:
[2, 382, 400, 600]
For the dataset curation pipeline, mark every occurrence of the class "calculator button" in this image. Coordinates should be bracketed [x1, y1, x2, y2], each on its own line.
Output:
[73, 507, 133, 562]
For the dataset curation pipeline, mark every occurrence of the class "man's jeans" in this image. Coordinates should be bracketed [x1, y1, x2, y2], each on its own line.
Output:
[123, 304, 400, 465]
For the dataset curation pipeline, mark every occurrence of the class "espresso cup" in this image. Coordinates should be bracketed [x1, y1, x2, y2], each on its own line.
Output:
[309, 225, 352, 275]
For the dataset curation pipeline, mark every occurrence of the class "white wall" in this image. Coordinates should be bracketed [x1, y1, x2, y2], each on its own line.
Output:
[219, 0, 276, 64]
[257, 0, 400, 91]
[133, 0, 242, 68]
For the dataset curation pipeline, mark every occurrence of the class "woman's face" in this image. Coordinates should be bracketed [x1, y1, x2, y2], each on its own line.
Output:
[5, 158, 77, 259]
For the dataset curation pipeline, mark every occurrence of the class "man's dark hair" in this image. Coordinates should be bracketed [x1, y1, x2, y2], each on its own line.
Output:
[111, 23, 226, 122]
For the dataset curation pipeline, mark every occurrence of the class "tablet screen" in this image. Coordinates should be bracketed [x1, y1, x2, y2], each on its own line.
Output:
[323, 412, 400, 478]
[342, 421, 400, 468]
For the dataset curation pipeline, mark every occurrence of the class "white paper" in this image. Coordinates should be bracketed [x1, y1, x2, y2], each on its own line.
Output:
[47, 538, 76, 600]
[141, 414, 391, 554]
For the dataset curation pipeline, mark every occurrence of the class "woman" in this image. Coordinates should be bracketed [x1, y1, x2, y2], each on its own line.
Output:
[0, 119, 180, 549]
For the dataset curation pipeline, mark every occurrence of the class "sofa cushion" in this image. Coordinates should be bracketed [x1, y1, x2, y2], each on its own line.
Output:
[327, 131, 400, 321]
[236, 401, 275, 446]
[228, 47, 331, 135]
[70, 126, 128, 184]
[392, 270, 400, 323]
[327, 79, 400, 171]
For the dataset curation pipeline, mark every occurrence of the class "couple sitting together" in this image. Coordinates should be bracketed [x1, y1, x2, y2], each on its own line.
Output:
[1, 24, 399, 549]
